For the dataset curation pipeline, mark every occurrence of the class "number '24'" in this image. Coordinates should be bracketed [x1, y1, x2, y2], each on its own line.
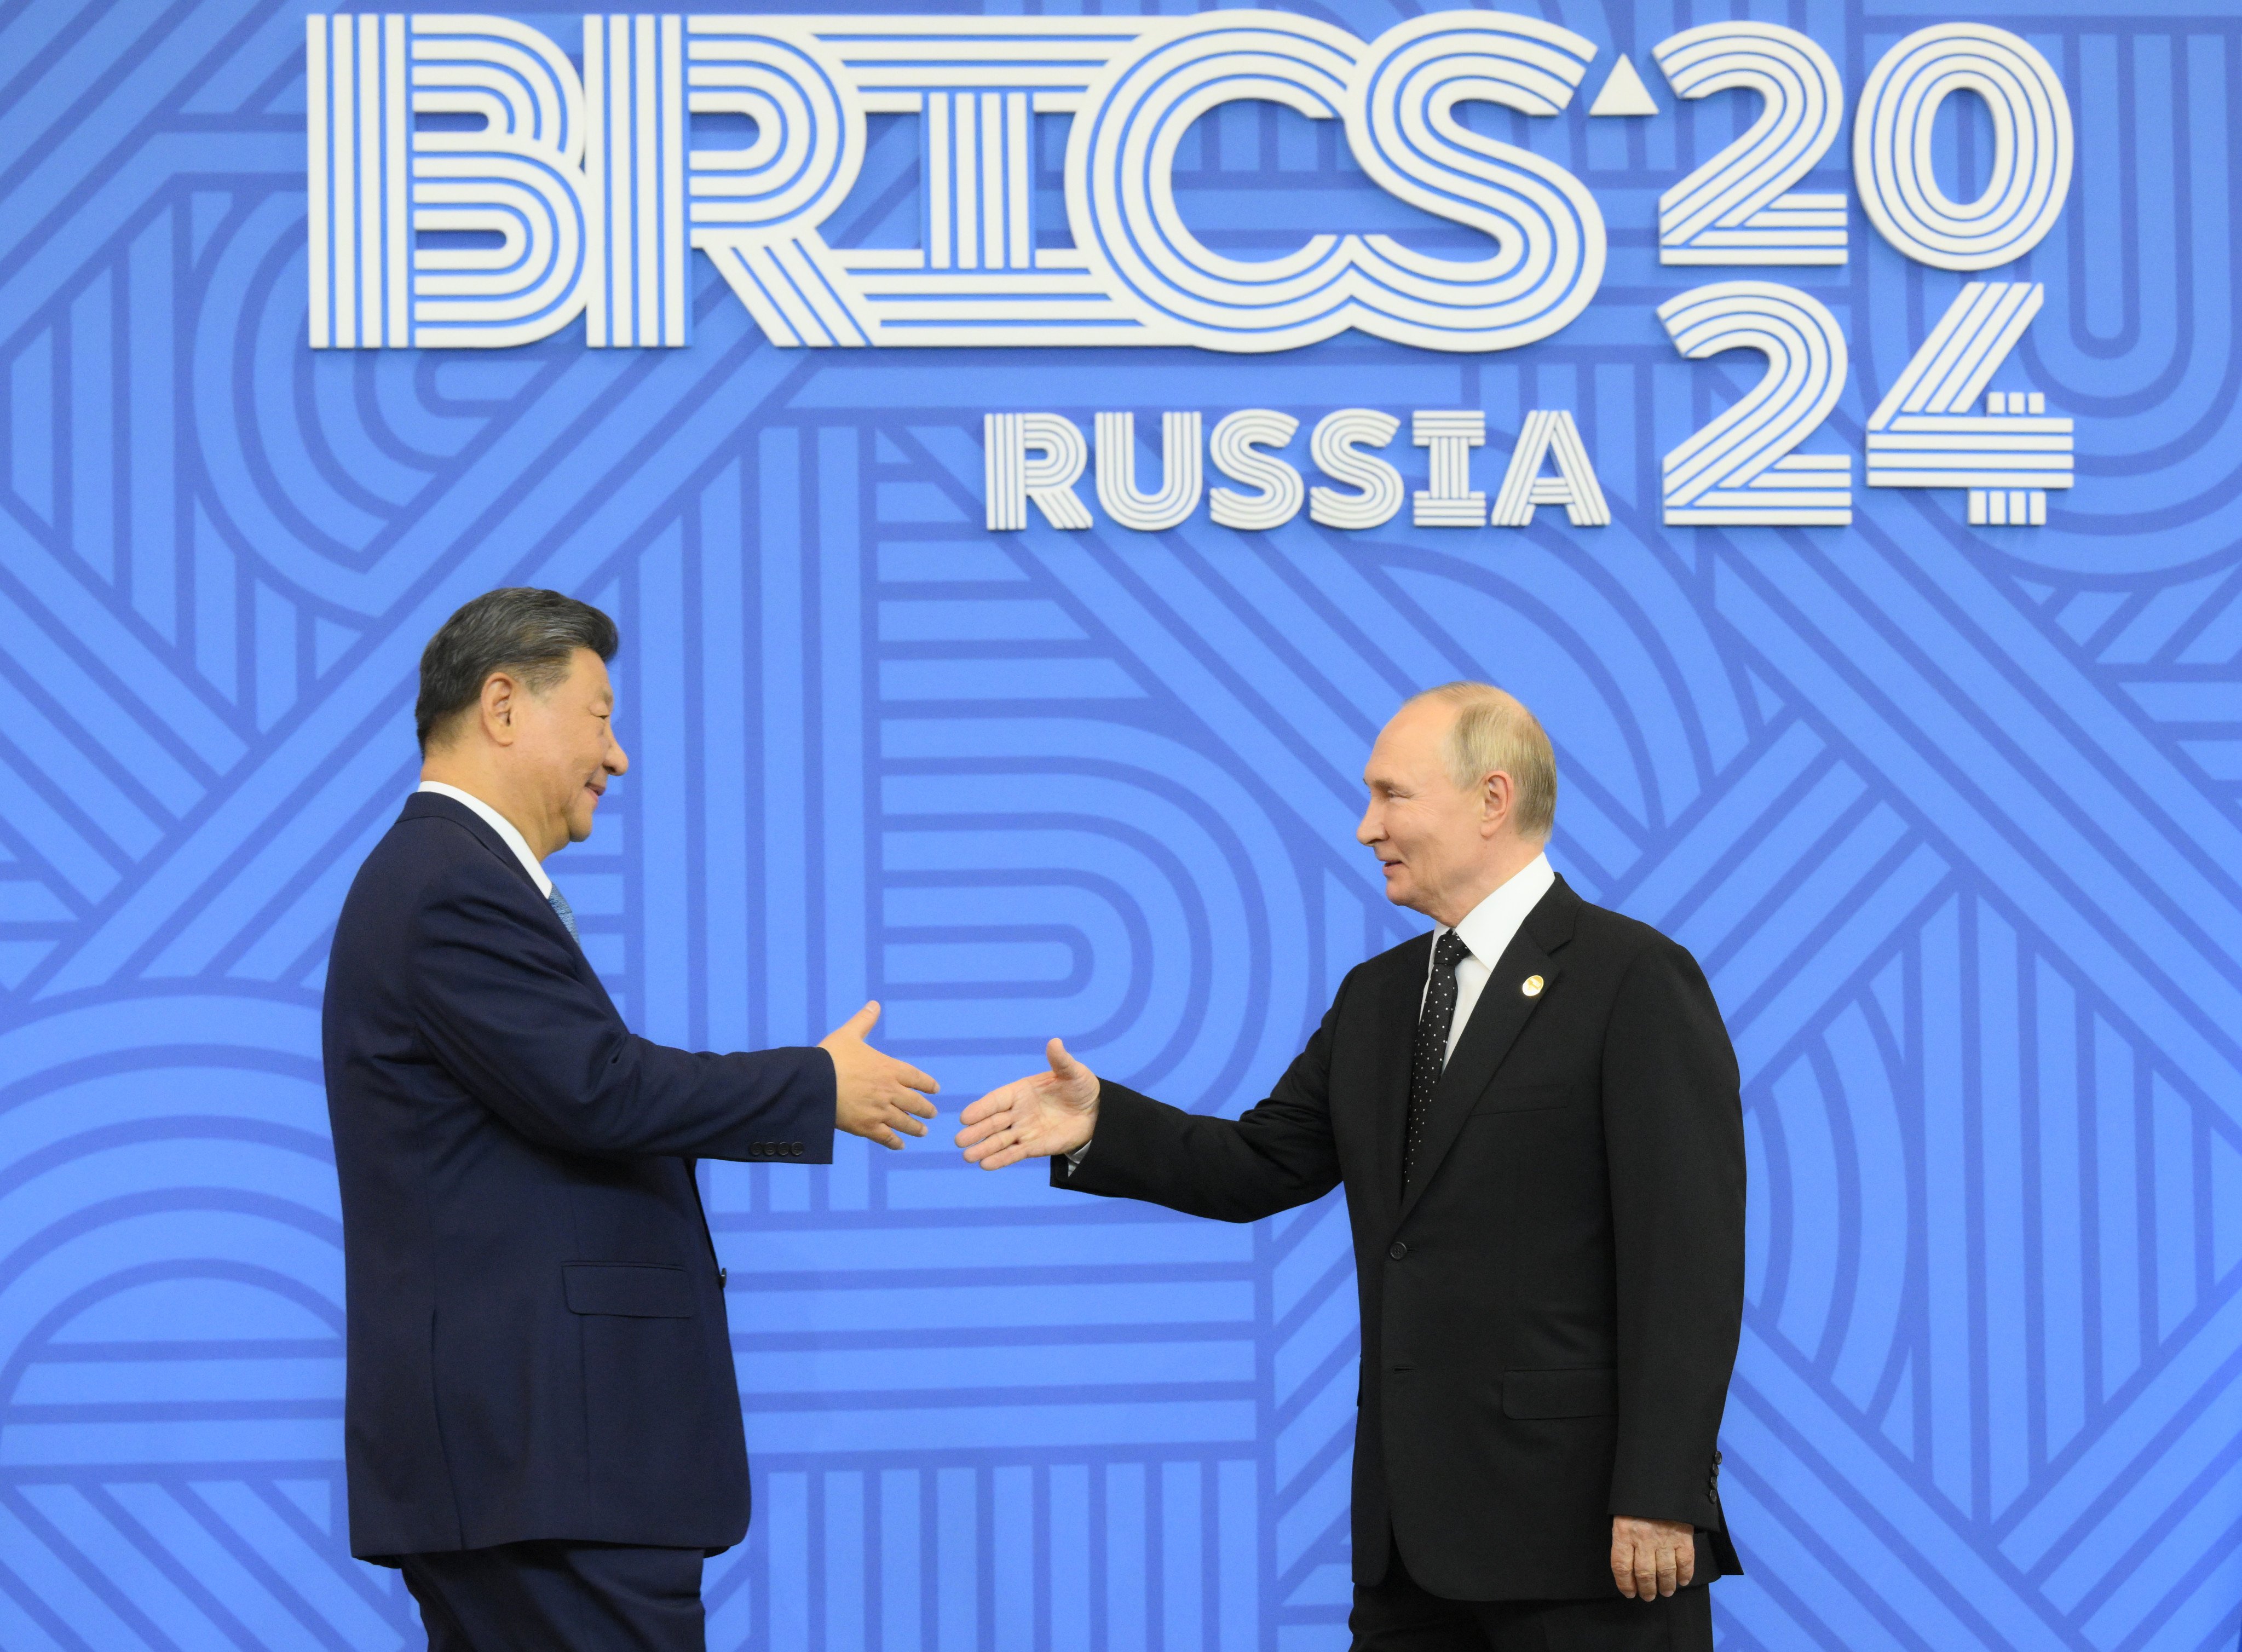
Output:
[1643, 21, 2074, 527]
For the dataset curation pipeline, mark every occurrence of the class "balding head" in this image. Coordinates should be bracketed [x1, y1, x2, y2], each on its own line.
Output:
[1357, 683, 1557, 926]
[1404, 682, 1557, 841]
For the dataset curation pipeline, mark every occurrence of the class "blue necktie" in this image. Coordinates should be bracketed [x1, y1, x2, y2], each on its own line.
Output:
[547, 887, 579, 941]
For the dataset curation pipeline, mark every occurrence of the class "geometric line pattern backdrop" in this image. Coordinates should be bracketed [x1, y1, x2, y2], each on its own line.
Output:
[2, 2, 2239, 1650]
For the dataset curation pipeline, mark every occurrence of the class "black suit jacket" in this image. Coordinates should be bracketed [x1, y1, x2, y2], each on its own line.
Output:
[322, 792, 836, 1561]
[1057, 874, 1745, 1601]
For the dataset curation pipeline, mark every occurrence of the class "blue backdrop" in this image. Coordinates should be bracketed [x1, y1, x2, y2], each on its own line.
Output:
[3, 2, 2239, 1649]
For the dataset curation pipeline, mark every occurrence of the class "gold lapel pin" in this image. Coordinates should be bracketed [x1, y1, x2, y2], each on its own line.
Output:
[1521, 974, 1544, 998]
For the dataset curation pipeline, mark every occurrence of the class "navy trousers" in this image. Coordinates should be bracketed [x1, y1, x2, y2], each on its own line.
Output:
[1351, 1546, 1713, 1652]
[399, 1541, 705, 1652]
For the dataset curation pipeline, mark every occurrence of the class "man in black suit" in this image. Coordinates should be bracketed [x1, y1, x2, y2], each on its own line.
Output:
[956, 683, 1745, 1650]
[324, 588, 939, 1650]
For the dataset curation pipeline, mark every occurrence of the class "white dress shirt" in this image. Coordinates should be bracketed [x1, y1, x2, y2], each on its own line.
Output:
[417, 781, 552, 897]
[1421, 853, 1556, 1066]
[1069, 853, 1558, 1172]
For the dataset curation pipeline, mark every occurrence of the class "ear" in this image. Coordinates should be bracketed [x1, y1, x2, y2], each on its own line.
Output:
[1480, 769, 1515, 837]
[480, 671, 521, 747]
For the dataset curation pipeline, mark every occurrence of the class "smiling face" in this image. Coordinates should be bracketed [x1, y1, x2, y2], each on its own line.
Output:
[1357, 699, 1485, 923]
[1356, 697, 1535, 928]
[514, 647, 629, 851]
[418, 641, 631, 862]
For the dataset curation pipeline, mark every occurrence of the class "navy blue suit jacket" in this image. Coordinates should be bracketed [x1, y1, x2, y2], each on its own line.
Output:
[322, 791, 836, 1561]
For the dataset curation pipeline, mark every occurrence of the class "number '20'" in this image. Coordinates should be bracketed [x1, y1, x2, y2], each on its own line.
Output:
[1642, 21, 2074, 528]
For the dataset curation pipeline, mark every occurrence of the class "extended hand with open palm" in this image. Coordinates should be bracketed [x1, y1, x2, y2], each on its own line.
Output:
[821, 1001, 940, 1149]
[955, 1038, 1100, 1169]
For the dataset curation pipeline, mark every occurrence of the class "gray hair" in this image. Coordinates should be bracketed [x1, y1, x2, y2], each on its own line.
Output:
[414, 588, 618, 752]
[1406, 682, 1557, 840]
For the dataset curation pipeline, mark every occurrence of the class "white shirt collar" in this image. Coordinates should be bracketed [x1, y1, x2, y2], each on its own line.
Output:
[416, 781, 552, 898]
[1439, 852, 1556, 968]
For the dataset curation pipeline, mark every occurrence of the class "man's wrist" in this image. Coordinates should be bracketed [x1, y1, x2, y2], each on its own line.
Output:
[1060, 1080, 1103, 1173]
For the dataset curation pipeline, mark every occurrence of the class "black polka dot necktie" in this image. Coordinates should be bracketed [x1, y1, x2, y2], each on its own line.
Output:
[1403, 930, 1472, 1190]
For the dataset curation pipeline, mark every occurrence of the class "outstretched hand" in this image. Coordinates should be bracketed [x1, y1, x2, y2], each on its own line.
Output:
[821, 1001, 939, 1150]
[955, 1038, 1100, 1170]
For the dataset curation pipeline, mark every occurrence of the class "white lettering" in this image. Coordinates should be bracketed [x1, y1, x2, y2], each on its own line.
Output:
[1412, 411, 1488, 527]
[1209, 412, 1305, 532]
[1491, 411, 1610, 526]
[985, 406, 1611, 533]
[985, 413, 1093, 531]
[1095, 413, 1203, 532]
[1310, 410, 1406, 531]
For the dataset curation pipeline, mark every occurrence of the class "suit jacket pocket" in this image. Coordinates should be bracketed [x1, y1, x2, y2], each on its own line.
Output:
[1502, 1366, 1617, 1419]
[563, 1262, 695, 1318]
[1471, 1083, 1571, 1116]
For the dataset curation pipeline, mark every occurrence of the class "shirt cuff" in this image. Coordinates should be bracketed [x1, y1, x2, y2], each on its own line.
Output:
[1063, 1142, 1091, 1175]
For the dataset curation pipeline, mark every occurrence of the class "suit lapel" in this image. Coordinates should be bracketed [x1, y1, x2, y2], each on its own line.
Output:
[405, 792, 540, 893]
[1397, 877, 1582, 1223]
[403, 792, 587, 964]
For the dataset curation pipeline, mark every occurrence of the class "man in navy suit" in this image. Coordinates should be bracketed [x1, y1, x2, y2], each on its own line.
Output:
[324, 588, 939, 1650]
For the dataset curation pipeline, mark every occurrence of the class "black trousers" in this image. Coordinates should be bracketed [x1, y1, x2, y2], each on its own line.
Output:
[1351, 1546, 1713, 1652]
[400, 1540, 705, 1652]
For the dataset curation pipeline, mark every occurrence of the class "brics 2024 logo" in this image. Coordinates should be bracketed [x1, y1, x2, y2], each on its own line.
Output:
[307, 12, 2079, 529]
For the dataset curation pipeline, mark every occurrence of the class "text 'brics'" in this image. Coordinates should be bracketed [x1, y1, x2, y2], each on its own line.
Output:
[984, 410, 1609, 534]
[316, 10, 2077, 532]
[310, 13, 2070, 356]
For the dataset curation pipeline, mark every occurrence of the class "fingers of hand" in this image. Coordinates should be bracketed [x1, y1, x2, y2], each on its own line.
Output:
[1655, 1542, 1679, 1597]
[961, 1132, 1024, 1168]
[826, 1000, 879, 1045]
[956, 1091, 1017, 1134]
[1047, 1037, 1092, 1080]
[956, 1102, 1019, 1147]
[838, 1089, 925, 1140]
[889, 1086, 938, 1121]
[1609, 1542, 1634, 1599]
[1676, 1544, 1696, 1590]
[1632, 1543, 1658, 1601]
[872, 1124, 902, 1150]
[895, 1061, 938, 1094]
[957, 1117, 1031, 1169]
[962, 1077, 1044, 1125]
